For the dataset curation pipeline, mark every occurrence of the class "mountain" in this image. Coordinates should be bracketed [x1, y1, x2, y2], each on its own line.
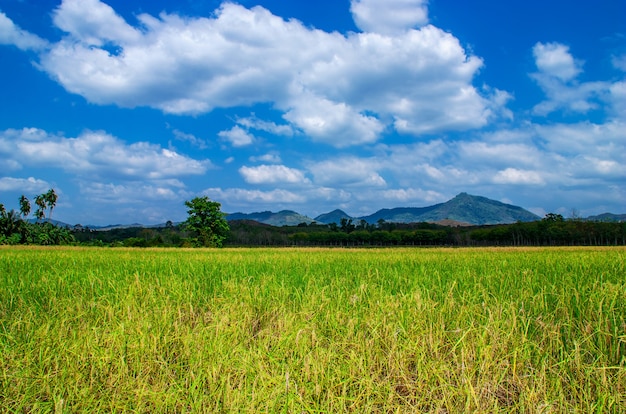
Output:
[314, 209, 352, 224]
[26, 218, 73, 227]
[585, 213, 626, 222]
[358, 193, 540, 225]
[226, 210, 315, 226]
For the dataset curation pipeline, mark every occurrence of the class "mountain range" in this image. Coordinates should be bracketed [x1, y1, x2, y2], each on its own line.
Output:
[227, 193, 541, 226]
[31, 193, 624, 229]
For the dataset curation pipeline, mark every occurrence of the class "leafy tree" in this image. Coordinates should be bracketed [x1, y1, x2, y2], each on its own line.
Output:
[183, 196, 229, 247]
[0, 205, 22, 242]
[340, 218, 355, 233]
[543, 213, 565, 222]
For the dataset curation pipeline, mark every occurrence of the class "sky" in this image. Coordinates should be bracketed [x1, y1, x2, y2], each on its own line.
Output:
[0, 0, 624, 226]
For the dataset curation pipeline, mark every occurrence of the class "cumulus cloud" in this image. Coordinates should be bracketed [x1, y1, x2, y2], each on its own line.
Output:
[80, 181, 185, 204]
[350, 0, 429, 34]
[203, 187, 306, 206]
[52, 0, 141, 46]
[459, 141, 545, 169]
[378, 188, 442, 203]
[530, 42, 615, 116]
[309, 157, 386, 187]
[0, 176, 51, 193]
[218, 126, 255, 147]
[533, 42, 581, 81]
[283, 92, 384, 146]
[533, 120, 624, 157]
[493, 168, 544, 185]
[0, 12, 48, 51]
[0, 128, 211, 180]
[1, 1, 505, 147]
[239, 164, 309, 184]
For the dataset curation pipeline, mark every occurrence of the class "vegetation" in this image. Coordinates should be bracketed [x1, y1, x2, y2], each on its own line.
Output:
[68, 213, 625, 248]
[0, 246, 623, 412]
[0, 189, 74, 246]
[183, 196, 230, 247]
[3, 190, 623, 248]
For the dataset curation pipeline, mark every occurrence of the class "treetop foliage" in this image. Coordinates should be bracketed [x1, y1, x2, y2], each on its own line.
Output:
[183, 196, 230, 247]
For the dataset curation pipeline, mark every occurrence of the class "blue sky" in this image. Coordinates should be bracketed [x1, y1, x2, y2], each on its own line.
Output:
[1, 0, 624, 225]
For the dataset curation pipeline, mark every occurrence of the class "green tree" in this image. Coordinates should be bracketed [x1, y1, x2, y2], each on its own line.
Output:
[34, 194, 46, 221]
[44, 188, 58, 220]
[19, 195, 31, 219]
[183, 196, 229, 247]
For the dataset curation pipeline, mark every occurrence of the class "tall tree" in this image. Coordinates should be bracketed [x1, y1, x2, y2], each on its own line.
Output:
[19, 195, 31, 219]
[44, 189, 58, 221]
[34, 194, 46, 222]
[183, 196, 229, 247]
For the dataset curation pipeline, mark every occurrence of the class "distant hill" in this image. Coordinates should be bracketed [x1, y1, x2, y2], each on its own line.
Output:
[226, 210, 315, 226]
[358, 193, 540, 225]
[51, 193, 624, 229]
[584, 213, 626, 222]
[227, 193, 540, 227]
[314, 209, 352, 224]
[315, 193, 539, 225]
[26, 218, 72, 227]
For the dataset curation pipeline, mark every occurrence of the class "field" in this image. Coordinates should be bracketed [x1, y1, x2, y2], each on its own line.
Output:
[0, 246, 624, 412]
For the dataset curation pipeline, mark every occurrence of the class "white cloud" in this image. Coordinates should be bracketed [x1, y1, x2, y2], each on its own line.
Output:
[239, 165, 309, 184]
[0, 176, 51, 193]
[203, 187, 306, 206]
[52, 0, 141, 46]
[493, 168, 544, 185]
[309, 157, 386, 187]
[236, 116, 293, 136]
[218, 126, 255, 147]
[172, 129, 208, 149]
[283, 91, 384, 146]
[1, 1, 505, 146]
[0, 128, 211, 180]
[0, 12, 48, 51]
[80, 181, 187, 203]
[533, 42, 581, 81]
[350, 0, 429, 34]
[250, 153, 282, 164]
[530, 42, 616, 116]
[459, 141, 544, 169]
[533, 121, 624, 157]
[378, 188, 443, 203]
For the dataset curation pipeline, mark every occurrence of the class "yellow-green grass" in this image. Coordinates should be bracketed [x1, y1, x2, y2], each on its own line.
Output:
[0, 246, 624, 412]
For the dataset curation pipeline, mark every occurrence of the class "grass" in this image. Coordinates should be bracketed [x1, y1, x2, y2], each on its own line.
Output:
[0, 246, 624, 412]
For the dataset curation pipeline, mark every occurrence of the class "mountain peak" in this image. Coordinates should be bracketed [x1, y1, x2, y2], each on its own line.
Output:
[226, 193, 540, 226]
[314, 209, 351, 224]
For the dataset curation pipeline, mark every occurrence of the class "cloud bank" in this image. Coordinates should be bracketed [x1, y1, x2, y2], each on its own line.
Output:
[3, 0, 505, 148]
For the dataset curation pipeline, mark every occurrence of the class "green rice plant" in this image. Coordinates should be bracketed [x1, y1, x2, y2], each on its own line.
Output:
[0, 246, 624, 412]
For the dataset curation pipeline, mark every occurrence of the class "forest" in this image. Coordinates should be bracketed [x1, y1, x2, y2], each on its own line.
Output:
[71, 214, 625, 247]
[2, 191, 624, 247]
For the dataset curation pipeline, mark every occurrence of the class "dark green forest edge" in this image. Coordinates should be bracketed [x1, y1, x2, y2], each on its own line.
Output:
[2, 192, 625, 247]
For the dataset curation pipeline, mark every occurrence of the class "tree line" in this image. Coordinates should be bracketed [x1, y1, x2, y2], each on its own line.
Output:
[72, 213, 626, 247]
[3, 194, 624, 247]
[0, 189, 75, 245]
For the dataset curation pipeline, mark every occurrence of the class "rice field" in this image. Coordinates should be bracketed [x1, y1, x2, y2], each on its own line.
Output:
[0, 246, 624, 412]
